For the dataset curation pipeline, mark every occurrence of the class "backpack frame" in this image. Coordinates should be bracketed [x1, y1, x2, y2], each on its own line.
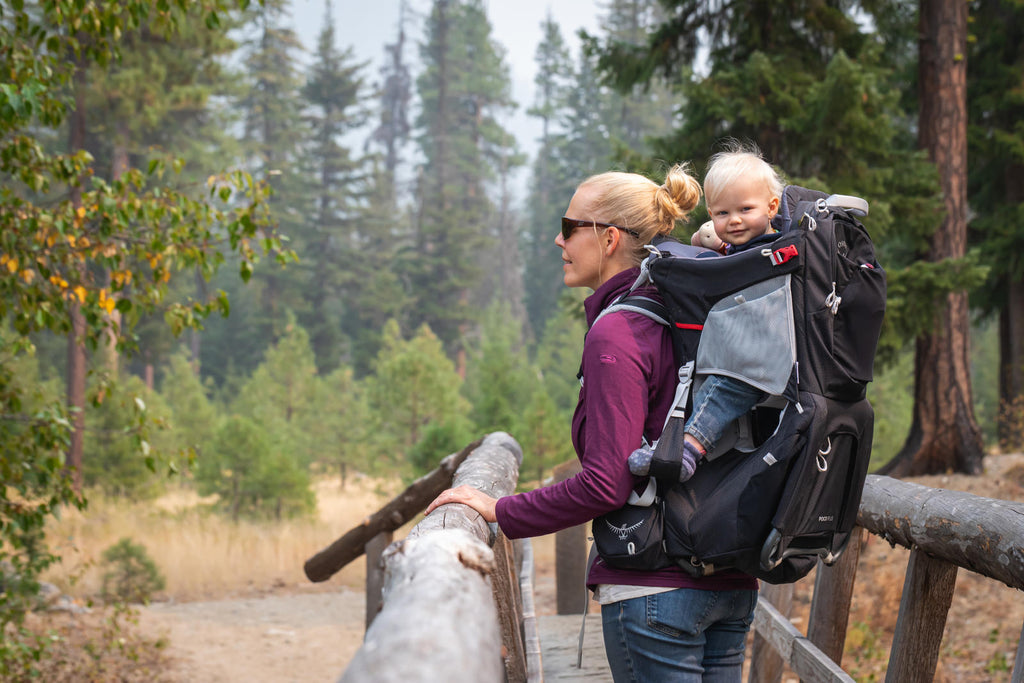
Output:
[597, 186, 886, 583]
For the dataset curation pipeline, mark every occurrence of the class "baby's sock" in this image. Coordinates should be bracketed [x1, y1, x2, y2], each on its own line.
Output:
[627, 442, 702, 482]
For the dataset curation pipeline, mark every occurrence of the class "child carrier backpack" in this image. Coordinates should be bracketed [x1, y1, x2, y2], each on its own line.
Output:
[594, 186, 886, 584]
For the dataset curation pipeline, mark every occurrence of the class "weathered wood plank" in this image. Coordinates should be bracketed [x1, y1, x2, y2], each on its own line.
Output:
[884, 548, 958, 683]
[752, 597, 855, 683]
[304, 437, 484, 582]
[493, 531, 527, 683]
[364, 531, 391, 628]
[520, 538, 544, 683]
[341, 530, 503, 683]
[808, 529, 864, 665]
[749, 582, 794, 683]
[858, 474, 1024, 590]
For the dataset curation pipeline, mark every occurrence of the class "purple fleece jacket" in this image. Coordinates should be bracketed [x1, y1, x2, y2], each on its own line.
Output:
[495, 268, 757, 591]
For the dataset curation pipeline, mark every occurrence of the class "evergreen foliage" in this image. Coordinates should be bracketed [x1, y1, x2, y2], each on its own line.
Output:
[83, 375, 172, 500]
[99, 538, 167, 605]
[365, 319, 471, 465]
[409, 0, 519, 355]
[966, 0, 1024, 449]
[197, 414, 314, 520]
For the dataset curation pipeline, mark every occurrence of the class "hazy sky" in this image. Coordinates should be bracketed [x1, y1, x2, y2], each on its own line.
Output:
[287, 1, 603, 198]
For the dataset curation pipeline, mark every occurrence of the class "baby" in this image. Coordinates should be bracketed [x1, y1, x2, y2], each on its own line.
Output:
[631, 146, 784, 481]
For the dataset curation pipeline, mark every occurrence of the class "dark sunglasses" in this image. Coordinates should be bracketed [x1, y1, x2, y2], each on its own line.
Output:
[561, 216, 641, 241]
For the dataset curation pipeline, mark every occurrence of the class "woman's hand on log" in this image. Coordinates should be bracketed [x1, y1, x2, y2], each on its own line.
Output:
[426, 485, 497, 523]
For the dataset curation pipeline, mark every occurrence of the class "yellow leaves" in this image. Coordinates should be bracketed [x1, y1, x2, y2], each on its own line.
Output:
[111, 270, 132, 288]
[66, 233, 77, 248]
[148, 253, 163, 269]
[74, 206, 86, 228]
[21, 269, 34, 284]
[73, 285, 87, 304]
[1, 254, 18, 273]
[49, 274, 69, 289]
[98, 288, 115, 314]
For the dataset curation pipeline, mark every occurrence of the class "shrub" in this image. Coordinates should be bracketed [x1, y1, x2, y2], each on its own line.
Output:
[99, 538, 166, 605]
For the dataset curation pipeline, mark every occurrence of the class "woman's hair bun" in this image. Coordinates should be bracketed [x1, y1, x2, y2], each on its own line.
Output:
[654, 164, 702, 232]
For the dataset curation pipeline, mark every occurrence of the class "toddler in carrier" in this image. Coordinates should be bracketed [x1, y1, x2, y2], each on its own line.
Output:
[631, 145, 784, 480]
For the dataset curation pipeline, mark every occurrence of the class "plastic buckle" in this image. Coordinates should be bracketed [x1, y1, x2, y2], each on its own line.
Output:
[769, 244, 799, 265]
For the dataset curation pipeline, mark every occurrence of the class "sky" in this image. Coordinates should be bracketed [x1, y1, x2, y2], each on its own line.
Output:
[286, 0, 603, 199]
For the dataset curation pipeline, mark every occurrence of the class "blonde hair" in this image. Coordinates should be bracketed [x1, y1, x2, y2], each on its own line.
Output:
[578, 163, 702, 264]
[703, 144, 785, 209]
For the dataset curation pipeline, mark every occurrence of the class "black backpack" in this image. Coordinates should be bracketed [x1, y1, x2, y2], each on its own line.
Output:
[594, 186, 886, 583]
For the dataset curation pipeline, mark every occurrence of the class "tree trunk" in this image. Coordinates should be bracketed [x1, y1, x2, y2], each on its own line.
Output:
[881, 0, 984, 477]
[65, 57, 88, 493]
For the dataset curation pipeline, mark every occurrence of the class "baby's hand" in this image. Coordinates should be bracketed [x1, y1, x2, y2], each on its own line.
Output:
[691, 221, 725, 253]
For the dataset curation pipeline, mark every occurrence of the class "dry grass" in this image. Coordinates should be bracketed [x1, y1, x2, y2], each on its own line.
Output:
[42, 475, 410, 603]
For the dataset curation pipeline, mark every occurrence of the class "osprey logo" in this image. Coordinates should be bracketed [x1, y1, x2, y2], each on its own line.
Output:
[606, 518, 645, 541]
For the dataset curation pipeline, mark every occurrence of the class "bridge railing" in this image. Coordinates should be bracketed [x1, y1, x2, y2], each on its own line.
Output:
[307, 434, 1024, 683]
[306, 432, 538, 683]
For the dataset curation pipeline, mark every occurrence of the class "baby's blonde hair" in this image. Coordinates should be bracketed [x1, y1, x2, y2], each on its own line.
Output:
[704, 144, 784, 210]
[579, 164, 702, 264]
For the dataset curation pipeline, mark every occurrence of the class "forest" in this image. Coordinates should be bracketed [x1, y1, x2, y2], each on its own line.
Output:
[1, 0, 1023, 675]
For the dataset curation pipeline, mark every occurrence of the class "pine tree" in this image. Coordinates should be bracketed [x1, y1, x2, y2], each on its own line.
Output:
[408, 0, 519, 361]
[365, 320, 471, 469]
[300, 0, 372, 372]
[523, 15, 578, 337]
[231, 315, 321, 468]
[235, 0, 309, 342]
[967, 0, 1024, 451]
[598, 0, 676, 157]
[371, 0, 413, 196]
[464, 302, 533, 434]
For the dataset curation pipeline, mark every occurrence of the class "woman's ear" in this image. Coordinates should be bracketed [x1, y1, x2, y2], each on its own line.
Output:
[604, 226, 623, 255]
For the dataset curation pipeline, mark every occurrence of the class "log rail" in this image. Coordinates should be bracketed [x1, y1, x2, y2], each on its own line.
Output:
[308, 436, 1024, 682]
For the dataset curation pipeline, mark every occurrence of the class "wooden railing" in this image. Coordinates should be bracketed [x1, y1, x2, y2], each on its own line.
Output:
[747, 473, 1024, 683]
[307, 436, 1024, 682]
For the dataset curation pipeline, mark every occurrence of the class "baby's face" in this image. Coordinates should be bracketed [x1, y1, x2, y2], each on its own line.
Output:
[707, 178, 780, 247]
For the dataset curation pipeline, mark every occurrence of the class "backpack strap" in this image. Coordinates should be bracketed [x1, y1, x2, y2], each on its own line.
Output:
[591, 295, 670, 329]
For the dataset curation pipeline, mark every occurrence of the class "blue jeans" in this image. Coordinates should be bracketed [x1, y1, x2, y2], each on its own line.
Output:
[685, 374, 763, 452]
[601, 588, 757, 682]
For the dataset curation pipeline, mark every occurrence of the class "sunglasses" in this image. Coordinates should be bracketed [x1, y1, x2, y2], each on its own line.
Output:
[561, 216, 641, 241]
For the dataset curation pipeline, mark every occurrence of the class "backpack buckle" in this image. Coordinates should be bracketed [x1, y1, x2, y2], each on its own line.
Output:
[764, 244, 798, 265]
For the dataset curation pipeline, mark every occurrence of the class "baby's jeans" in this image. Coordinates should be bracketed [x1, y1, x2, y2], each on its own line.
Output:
[684, 374, 763, 452]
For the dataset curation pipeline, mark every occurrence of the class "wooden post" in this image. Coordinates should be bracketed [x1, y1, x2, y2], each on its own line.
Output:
[340, 433, 523, 682]
[553, 459, 587, 614]
[492, 531, 527, 683]
[808, 529, 865, 665]
[884, 548, 958, 683]
[364, 531, 392, 629]
[749, 582, 794, 683]
[342, 530, 504, 683]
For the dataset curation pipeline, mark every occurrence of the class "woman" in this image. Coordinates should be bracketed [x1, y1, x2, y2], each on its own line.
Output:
[427, 164, 758, 682]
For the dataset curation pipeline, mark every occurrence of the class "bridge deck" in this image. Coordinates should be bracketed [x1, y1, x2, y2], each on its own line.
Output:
[536, 614, 612, 681]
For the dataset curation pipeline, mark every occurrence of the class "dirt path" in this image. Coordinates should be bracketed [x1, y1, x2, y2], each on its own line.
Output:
[137, 589, 366, 682]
